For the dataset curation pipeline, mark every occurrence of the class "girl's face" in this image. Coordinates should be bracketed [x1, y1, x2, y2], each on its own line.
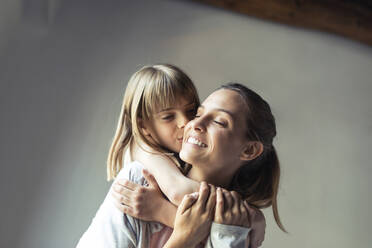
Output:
[180, 89, 249, 174]
[143, 97, 197, 153]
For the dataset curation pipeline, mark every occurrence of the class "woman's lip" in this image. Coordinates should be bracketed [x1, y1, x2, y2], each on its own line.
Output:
[185, 136, 207, 147]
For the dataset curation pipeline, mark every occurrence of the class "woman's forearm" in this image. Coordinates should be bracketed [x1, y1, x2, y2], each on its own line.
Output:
[157, 198, 177, 228]
[163, 235, 189, 248]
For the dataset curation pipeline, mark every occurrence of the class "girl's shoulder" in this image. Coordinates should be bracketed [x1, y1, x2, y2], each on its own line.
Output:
[132, 141, 179, 166]
[129, 140, 187, 174]
[116, 160, 147, 186]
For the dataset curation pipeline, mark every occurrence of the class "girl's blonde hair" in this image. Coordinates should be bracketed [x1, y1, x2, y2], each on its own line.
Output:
[107, 64, 199, 180]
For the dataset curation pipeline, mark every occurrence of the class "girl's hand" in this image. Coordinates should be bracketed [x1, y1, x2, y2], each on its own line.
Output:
[165, 182, 216, 248]
[111, 169, 175, 225]
[214, 188, 251, 228]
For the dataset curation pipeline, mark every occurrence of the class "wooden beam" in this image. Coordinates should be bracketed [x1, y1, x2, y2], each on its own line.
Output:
[193, 0, 372, 46]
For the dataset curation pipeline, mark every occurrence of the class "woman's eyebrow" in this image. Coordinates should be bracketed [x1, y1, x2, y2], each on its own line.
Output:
[199, 105, 234, 117]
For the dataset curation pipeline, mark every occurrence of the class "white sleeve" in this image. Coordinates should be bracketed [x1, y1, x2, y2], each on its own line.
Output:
[76, 162, 148, 248]
[205, 222, 251, 248]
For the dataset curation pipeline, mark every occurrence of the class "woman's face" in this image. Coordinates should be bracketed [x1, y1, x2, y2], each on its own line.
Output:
[180, 89, 249, 174]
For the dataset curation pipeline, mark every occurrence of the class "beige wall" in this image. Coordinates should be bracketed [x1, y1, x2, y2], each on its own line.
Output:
[1, 0, 371, 247]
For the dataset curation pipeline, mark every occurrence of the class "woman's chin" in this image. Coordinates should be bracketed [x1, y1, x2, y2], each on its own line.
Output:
[179, 149, 196, 164]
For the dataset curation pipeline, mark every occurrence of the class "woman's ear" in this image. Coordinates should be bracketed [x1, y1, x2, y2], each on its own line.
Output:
[240, 141, 264, 161]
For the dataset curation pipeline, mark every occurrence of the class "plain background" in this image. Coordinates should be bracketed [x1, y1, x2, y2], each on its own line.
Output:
[1, 0, 372, 247]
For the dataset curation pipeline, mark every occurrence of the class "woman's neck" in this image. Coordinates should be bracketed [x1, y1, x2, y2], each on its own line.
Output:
[188, 164, 234, 189]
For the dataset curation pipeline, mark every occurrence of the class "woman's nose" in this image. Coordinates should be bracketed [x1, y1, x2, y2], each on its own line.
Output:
[190, 117, 205, 132]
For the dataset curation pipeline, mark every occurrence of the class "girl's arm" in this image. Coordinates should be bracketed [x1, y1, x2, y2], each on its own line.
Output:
[111, 169, 178, 227]
[134, 147, 200, 205]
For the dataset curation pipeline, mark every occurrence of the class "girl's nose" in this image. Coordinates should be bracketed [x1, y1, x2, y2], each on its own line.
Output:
[177, 114, 188, 129]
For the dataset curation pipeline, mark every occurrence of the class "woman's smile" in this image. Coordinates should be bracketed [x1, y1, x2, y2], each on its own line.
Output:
[184, 136, 208, 148]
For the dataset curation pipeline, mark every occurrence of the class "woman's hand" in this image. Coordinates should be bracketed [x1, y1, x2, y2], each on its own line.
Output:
[245, 203, 266, 248]
[164, 182, 216, 248]
[111, 169, 176, 225]
[214, 188, 266, 247]
[214, 188, 251, 228]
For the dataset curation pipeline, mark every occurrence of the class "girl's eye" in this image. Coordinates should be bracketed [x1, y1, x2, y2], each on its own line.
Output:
[161, 115, 174, 120]
[186, 109, 196, 117]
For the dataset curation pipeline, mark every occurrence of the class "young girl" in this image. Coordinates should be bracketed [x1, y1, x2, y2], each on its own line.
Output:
[107, 64, 200, 207]
[77, 64, 264, 247]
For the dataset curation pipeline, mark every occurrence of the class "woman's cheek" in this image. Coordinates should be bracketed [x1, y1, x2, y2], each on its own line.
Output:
[216, 132, 238, 155]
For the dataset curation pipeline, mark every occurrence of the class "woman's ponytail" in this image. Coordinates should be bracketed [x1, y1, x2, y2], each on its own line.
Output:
[221, 83, 286, 232]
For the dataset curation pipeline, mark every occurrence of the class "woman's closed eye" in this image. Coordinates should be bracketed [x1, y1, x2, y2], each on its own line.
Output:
[213, 120, 227, 127]
[193, 112, 201, 119]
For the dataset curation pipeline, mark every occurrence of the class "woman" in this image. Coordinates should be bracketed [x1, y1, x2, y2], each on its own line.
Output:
[112, 83, 285, 247]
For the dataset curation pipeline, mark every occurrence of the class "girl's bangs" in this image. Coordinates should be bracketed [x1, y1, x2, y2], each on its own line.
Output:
[143, 75, 198, 118]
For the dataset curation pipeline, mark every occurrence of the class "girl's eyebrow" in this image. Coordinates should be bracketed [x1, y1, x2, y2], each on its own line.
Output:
[159, 102, 195, 112]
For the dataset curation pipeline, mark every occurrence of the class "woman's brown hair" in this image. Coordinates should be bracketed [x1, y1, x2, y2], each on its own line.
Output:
[220, 83, 286, 232]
